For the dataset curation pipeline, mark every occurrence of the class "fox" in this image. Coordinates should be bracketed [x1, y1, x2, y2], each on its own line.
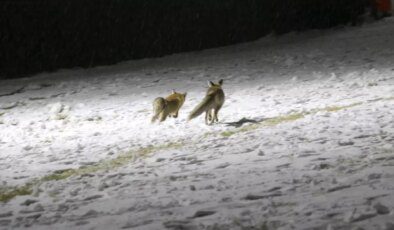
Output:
[151, 90, 187, 123]
[188, 79, 225, 125]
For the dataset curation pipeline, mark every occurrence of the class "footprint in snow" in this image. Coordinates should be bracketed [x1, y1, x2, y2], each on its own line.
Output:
[215, 162, 230, 169]
[0, 220, 11, 226]
[163, 220, 197, 229]
[190, 210, 216, 218]
[338, 140, 355, 146]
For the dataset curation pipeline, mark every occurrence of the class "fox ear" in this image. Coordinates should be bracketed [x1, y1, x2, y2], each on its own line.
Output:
[218, 79, 224, 85]
[172, 89, 176, 94]
[208, 81, 214, 87]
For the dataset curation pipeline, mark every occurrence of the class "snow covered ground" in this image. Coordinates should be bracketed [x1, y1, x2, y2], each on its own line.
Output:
[1, 18, 394, 230]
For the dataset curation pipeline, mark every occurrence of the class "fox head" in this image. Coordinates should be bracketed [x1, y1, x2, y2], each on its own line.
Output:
[208, 79, 223, 88]
[206, 79, 224, 96]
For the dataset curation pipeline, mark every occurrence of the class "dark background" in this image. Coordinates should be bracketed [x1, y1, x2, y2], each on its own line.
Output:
[0, 0, 368, 79]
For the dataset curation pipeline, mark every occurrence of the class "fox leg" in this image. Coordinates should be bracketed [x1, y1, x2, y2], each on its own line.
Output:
[212, 109, 218, 123]
[211, 109, 217, 122]
[213, 105, 222, 123]
[151, 110, 161, 123]
[159, 111, 168, 122]
[151, 114, 158, 123]
[205, 110, 214, 125]
[173, 110, 178, 118]
[205, 111, 211, 125]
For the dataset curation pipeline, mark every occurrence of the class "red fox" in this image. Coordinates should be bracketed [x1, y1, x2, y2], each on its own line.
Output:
[151, 90, 187, 123]
[188, 79, 225, 125]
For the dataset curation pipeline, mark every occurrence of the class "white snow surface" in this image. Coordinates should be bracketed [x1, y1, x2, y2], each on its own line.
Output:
[1, 19, 394, 230]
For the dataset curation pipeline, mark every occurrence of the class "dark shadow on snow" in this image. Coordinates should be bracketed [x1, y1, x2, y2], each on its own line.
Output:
[223, 117, 266, 128]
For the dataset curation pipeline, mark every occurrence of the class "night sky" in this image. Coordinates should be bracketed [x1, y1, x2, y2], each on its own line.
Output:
[0, 0, 368, 79]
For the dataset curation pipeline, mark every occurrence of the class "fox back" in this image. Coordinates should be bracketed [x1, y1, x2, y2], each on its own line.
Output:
[165, 92, 187, 113]
[205, 81, 225, 106]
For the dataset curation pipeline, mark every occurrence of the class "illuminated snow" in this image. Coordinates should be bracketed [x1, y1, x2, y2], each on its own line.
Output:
[1, 18, 394, 229]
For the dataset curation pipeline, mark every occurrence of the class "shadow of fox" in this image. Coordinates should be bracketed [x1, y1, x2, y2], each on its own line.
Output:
[223, 117, 262, 128]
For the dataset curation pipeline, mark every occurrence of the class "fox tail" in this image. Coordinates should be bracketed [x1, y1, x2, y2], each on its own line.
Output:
[188, 95, 214, 121]
[151, 97, 166, 123]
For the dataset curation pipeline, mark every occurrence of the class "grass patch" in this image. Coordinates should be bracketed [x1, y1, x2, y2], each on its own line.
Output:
[221, 130, 237, 137]
[0, 185, 33, 202]
[0, 142, 183, 203]
[323, 102, 362, 112]
[1, 97, 390, 202]
[41, 142, 183, 179]
[221, 123, 261, 137]
[221, 112, 305, 137]
[41, 169, 77, 182]
[220, 102, 364, 137]
[264, 113, 304, 126]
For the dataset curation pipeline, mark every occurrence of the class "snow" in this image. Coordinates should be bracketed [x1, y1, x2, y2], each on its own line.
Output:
[1, 18, 394, 229]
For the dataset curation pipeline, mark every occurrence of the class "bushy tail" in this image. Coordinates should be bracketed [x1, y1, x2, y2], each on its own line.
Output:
[151, 97, 166, 123]
[188, 95, 214, 121]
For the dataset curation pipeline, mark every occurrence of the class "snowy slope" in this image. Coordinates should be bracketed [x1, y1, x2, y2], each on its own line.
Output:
[1, 18, 394, 229]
